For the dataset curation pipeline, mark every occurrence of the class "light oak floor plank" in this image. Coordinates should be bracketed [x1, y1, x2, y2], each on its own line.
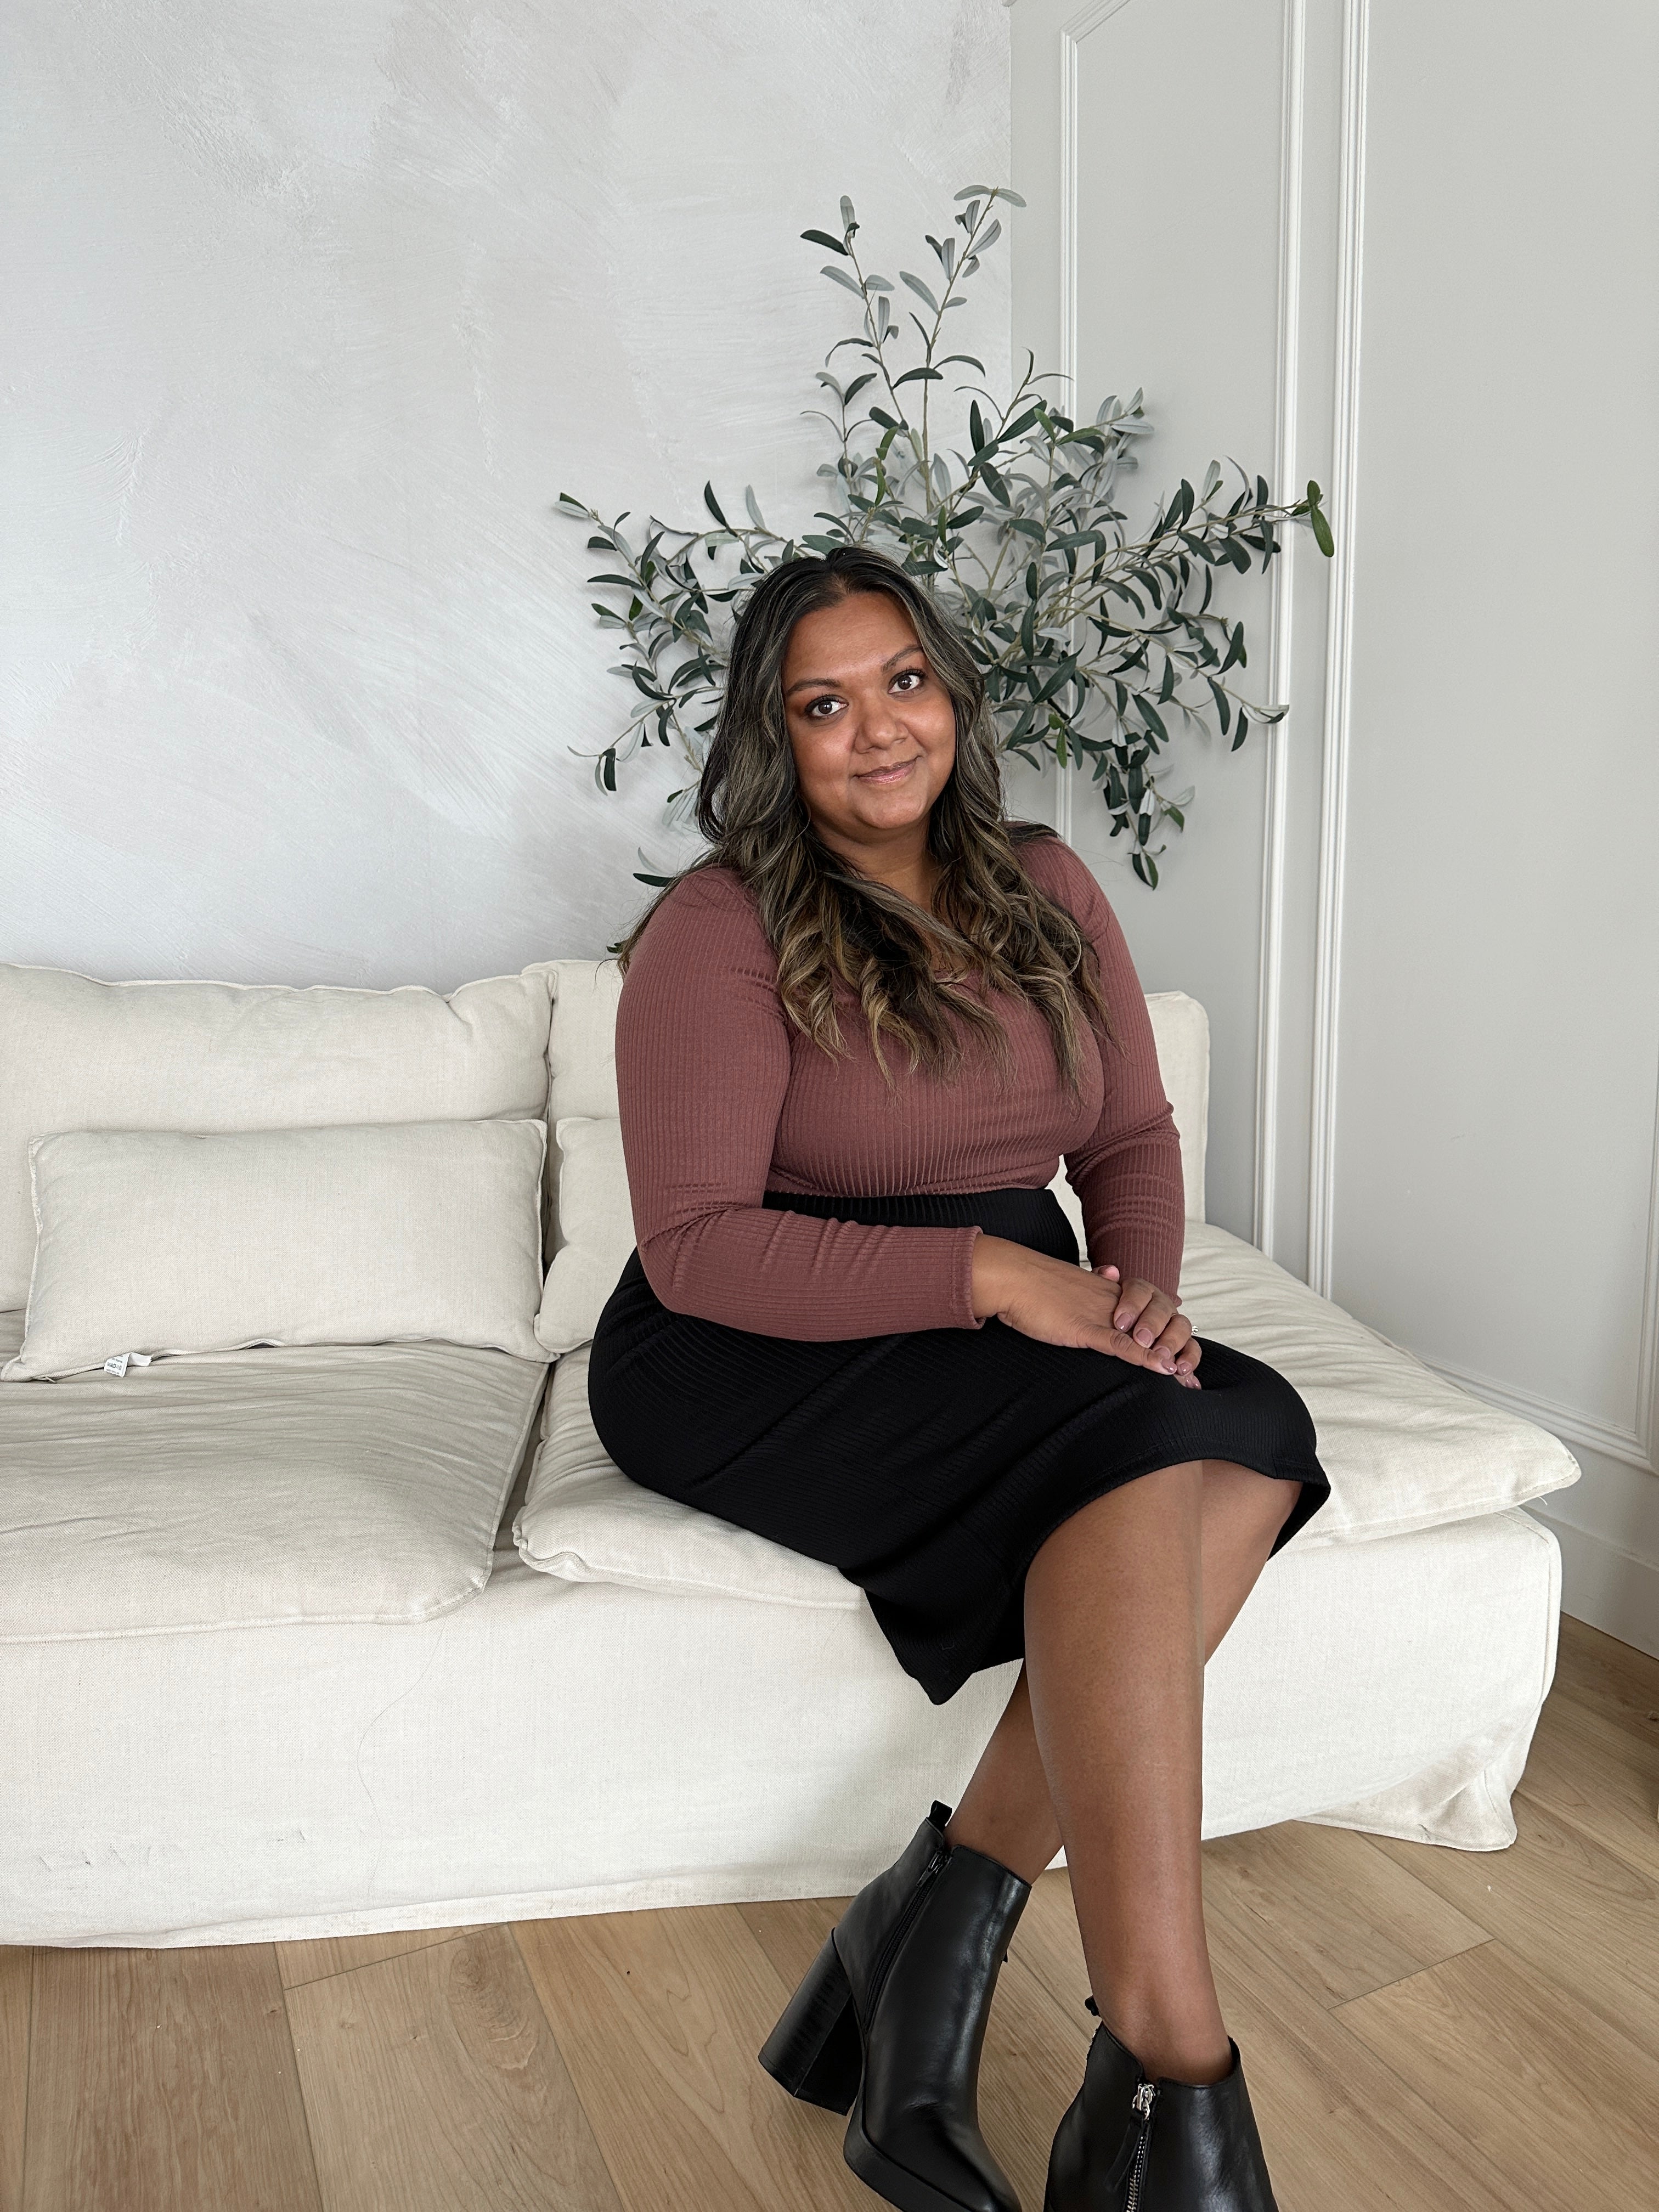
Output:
[1203, 1909, 1518, 2212]
[1517, 1687, 1659, 1881]
[1369, 1790, 1659, 2063]
[1552, 1612, 1659, 1747]
[0, 1950, 30, 2212]
[284, 1927, 619, 2212]
[736, 1891, 845, 1993]
[14, 1628, 1658, 2209]
[515, 1902, 876, 2212]
[23, 1943, 319, 2212]
[275, 1924, 486, 1991]
[1201, 1818, 1491, 2008]
[1336, 1937, 1659, 2212]
[1007, 1866, 1091, 2022]
[1015, 1855, 1516, 2212]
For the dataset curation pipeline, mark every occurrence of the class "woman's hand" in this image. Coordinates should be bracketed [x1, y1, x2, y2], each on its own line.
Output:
[1097, 1262, 1201, 1385]
[971, 1238, 1201, 1386]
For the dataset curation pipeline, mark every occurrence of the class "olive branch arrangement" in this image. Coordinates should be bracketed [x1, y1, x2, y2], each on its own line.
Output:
[561, 184, 1333, 888]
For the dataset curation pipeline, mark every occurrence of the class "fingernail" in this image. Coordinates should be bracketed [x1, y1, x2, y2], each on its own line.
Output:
[1135, 1327, 1154, 1346]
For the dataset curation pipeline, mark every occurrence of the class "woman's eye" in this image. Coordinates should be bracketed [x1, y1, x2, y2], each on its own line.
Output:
[805, 696, 841, 718]
[893, 669, 924, 692]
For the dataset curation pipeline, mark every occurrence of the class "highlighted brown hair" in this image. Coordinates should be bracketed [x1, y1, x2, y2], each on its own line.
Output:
[614, 546, 1118, 1090]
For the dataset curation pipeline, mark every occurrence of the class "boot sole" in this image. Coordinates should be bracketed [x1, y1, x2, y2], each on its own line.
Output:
[845, 2097, 997, 2212]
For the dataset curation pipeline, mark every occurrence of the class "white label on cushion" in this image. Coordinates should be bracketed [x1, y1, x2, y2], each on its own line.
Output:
[101, 1352, 153, 1376]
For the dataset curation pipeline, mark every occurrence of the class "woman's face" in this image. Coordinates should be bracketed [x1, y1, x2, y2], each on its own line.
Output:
[780, 591, 957, 852]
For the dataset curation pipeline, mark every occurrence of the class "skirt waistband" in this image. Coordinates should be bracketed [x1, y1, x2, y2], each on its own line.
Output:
[761, 1185, 1079, 1266]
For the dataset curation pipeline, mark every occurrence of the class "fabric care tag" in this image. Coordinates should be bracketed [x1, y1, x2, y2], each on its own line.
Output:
[101, 1352, 154, 1378]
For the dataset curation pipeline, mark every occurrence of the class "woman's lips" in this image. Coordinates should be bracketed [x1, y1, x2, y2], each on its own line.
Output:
[856, 756, 919, 785]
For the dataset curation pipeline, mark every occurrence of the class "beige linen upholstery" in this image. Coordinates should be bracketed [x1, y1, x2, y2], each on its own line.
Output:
[0, 1490, 1561, 1941]
[537, 1117, 635, 1356]
[517, 1344, 861, 1608]
[1173, 1220, 1579, 1545]
[516, 1220, 1578, 1599]
[0, 1307, 546, 1639]
[0, 961, 555, 1310]
[4, 1119, 549, 1380]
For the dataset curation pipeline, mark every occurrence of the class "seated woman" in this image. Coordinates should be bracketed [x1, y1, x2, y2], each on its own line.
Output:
[587, 545, 1329, 2212]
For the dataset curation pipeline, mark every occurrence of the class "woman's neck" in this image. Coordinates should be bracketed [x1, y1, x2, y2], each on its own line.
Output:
[814, 816, 941, 915]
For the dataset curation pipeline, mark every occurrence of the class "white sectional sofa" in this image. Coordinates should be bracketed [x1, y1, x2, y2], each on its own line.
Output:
[0, 955, 1579, 1948]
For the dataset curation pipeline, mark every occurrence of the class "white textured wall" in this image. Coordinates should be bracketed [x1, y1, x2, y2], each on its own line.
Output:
[1, 0, 1009, 986]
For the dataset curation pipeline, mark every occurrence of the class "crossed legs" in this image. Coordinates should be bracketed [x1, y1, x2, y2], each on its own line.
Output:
[943, 1459, 1299, 2084]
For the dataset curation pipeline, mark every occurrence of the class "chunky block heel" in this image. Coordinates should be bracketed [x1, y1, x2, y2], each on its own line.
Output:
[757, 1932, 862, 2113]
[757, 1804, 1029, 2212]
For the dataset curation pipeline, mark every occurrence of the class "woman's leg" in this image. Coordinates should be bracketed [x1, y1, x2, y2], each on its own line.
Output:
[943, 1460, 1298, 2081]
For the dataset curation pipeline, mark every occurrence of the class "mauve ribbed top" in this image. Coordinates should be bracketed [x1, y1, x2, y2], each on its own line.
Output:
[613, 831, 1186, 1340]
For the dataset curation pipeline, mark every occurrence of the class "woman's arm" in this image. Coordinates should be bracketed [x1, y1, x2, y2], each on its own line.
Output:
[614, 870, 984, 1340]
[1025, 839, 1187, 1304]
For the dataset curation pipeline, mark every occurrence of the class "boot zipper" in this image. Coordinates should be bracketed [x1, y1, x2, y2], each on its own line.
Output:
[1123, 2080, 1158, 2212]
[867, 1839, 948, 2007]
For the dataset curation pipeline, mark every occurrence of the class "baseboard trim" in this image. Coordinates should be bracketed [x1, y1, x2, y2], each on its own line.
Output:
[1530, 1508, 1659, 1661]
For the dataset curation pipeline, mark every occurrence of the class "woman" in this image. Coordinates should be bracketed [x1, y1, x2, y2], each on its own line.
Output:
[586, 545, 1329, 2212]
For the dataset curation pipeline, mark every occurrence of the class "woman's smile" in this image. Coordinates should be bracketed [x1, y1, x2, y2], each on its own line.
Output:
[856, 755, 920, 785]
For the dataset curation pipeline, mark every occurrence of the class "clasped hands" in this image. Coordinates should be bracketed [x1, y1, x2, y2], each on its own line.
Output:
[969, 1233, 1201, 1388]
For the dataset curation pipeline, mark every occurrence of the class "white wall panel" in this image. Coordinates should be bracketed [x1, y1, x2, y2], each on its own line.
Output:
[1015, 0, 1659, 1653]
[1015, 0, 1303, 1249]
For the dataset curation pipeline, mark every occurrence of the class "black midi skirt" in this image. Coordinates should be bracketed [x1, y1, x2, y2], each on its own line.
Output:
[585, 1187, 1331, 1707]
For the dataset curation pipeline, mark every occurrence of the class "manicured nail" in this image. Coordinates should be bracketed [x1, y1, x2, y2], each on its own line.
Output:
[1135, 1326, 1154, 1346]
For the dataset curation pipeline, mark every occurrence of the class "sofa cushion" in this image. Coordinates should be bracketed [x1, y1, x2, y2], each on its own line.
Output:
[537, 1116, 633, 1357]
[513, 1223, 1579, 1610]
[516, 1343, 860, 1609]
[0, 1306, 547, 1639]
[5, 1120, 549, 1381]
[0, 961, 556, 1310]
[534, 960, 1211, 1352]
[1173, 1220, 1579, 1546]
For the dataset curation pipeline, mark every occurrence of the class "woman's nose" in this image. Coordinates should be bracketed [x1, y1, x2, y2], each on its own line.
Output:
[856, 691, 908, 751]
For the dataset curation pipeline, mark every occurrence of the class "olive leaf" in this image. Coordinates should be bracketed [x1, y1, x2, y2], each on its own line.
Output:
[561, 184, 1333, 880]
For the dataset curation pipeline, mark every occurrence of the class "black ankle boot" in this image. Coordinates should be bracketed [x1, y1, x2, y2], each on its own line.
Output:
[1045, 2002, 1279, 2212]
[758, 1799, 1031, 2212]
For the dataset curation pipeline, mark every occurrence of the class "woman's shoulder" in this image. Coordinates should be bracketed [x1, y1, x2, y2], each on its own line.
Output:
[624, 863, 777, 980]
[650, 860, 756, 920]
[1009, 823, 1112, 928]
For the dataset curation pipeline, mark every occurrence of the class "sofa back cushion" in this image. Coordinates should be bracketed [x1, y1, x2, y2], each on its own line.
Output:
[534, 958, 1210, 1355]
[0, 962, 556, 1310]
[4, 1120, 549, 1381]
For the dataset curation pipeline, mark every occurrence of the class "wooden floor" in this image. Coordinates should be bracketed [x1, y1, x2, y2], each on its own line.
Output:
[4, 1615, 1657, 2211]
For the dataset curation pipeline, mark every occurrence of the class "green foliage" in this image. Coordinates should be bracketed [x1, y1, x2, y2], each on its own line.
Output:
[561, 185, 1333, 889]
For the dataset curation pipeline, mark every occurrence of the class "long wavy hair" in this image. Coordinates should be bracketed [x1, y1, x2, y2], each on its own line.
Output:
[614, 546, 1119, 1091]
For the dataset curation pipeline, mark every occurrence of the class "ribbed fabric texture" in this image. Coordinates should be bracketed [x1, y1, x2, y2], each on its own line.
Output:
[586, 1185, 1330, 1703]
[613, 832, 1186, 1342]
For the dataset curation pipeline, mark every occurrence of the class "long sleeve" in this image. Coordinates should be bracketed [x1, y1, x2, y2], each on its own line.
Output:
[1035, 844, 1187, 1301]
[614, 870, 983, 1339]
